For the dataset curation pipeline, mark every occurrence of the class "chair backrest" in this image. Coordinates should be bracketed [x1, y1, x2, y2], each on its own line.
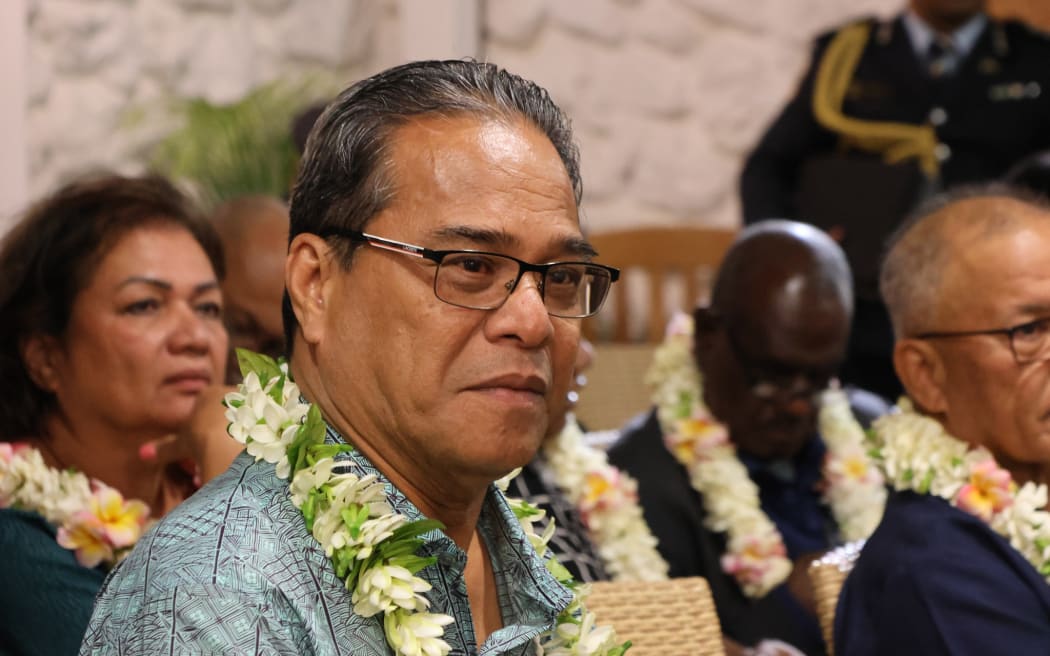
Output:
[808, 540, 865, 656]
[574, 226, 736, 431]
[585, 227, 737, 343]
[585, 577, 725, 655]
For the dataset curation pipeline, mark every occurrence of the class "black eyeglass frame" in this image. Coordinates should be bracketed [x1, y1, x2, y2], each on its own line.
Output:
[319, 229, 620, 318]
[915, 316, 1050, 365]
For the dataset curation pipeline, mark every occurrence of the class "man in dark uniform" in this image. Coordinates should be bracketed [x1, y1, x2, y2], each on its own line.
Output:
[740, 0, 1050, 401]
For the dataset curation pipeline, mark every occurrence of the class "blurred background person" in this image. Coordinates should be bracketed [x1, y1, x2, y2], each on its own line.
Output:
[505, 338, 668, 584]
[837, 185, 1050, 653]
[210, 194, 290, 383]
[610, 221, 889, 656]
[740, 0, 1050, 402]
[0, 174, 228, 655]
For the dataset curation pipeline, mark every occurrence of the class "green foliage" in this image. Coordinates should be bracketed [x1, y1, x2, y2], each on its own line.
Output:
[236, 347, 284, 384]
[149, 80, 326, 209]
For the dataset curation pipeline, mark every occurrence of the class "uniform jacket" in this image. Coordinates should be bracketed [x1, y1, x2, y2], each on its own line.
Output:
[741, 14, 1050, 296]
[836, 491, 1050, 655]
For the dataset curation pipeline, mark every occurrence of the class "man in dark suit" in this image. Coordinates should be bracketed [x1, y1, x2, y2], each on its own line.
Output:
[740, 0, 1050, 401]
[835, 186, 1050, 654]
[608, 221, 888, 656]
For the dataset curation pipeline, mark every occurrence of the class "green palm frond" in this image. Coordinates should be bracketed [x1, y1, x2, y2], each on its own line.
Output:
[150, 79, 328, 209]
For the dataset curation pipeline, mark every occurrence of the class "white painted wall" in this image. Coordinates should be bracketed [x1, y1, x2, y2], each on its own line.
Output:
[397, 0, 480, 61]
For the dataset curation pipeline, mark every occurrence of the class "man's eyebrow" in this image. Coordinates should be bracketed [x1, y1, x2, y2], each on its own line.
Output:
[564, 236, 597, 259]
[428, 226, 597, 258]
[1015, 303, 1050, 318]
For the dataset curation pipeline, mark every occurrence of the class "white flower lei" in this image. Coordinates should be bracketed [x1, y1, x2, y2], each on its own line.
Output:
[872, 398, 1050, 581]
[539, 417, 669, 582]
[647, 313, 886, 598]
[224, 351, 630, 656]
[0, 443, 152, 568]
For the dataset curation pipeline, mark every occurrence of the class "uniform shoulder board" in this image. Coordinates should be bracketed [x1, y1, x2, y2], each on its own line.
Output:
[1001, 17, 1050, 44]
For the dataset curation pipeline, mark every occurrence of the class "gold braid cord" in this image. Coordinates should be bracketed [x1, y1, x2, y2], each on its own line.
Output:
[812, 22, 940, 178]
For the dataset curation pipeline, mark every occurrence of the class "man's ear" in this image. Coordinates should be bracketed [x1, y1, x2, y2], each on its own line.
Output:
[893, 338, 948, 412]
[285, 234, 336, 347]
[20, 335, 61, 392]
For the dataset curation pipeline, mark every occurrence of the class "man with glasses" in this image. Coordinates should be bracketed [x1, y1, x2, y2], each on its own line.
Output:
[836, 186, 1050, 654]
[82, 60, 620, 654]
[609, 220, 888, 656]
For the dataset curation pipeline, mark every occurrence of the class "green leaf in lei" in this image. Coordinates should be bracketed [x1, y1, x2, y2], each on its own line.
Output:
[236, 348, 283, 383]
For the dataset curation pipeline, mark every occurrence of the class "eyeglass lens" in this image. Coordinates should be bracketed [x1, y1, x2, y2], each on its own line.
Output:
[434, 252, 612, 318]
[1011, 318, 1050, 363]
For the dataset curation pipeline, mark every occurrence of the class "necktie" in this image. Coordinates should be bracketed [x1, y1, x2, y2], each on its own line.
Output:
[927, 35, 957, 77]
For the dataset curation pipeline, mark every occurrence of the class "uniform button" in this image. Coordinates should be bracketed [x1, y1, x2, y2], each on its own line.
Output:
[929, 107, 948, 126]
[935, 143, 951, 162]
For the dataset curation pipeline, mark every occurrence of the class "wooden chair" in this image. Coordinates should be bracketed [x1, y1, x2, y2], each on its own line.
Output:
[574, 227, 737, 431]
[584, 227, 737, 343]
[809, 540, 865, 656]
[585, 577, 725, 655]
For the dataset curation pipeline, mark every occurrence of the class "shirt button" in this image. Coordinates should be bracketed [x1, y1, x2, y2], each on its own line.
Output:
[935, 143, 952, 162]
[928, 107, 948, 126]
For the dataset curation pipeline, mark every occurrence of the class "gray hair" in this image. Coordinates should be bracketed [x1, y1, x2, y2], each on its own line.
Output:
[283, 59, 582, 350]
[880, 183, 1050, 337]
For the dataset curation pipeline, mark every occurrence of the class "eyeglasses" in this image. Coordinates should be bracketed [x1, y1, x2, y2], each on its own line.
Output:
[321, 230, 620, 318]
[724, 323, 834, 402]
[916, 316, 1050, 365]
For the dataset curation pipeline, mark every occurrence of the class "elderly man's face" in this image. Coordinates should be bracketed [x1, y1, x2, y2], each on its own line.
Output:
[315, 116, 583, 483]
[697, 295, 850, 460]
[927, 221, 1050, 469]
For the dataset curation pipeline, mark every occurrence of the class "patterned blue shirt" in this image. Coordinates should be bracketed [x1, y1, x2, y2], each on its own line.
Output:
[80, 424, 573, 655]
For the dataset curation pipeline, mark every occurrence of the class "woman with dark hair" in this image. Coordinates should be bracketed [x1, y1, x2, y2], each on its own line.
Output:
[0, 173, 229, 654]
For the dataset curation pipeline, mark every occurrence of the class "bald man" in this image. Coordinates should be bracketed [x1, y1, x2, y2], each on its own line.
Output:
[211, 195, 289, 383]
[609, 221, 888, 655]
[836, 186, 1050, 654]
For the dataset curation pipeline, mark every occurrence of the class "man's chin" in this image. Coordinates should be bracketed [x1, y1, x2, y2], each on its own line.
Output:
[742, 430, 813, 460]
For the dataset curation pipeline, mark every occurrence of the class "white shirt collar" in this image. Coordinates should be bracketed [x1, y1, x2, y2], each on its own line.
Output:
[902, 10, 987, 60]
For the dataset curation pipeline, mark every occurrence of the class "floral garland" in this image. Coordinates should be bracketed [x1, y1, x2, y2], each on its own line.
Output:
[539, 417, 669, 582]
[871, 398, 1050, 580]
[0, 443, 151, 568]
[224, 351, 629, 656]
[646, 313, 886, 598]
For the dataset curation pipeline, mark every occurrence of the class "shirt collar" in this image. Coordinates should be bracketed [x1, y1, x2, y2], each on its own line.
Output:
[902, 10, 988, 60]
[737, 434, 827, 486]
[323, 422, 573, 629]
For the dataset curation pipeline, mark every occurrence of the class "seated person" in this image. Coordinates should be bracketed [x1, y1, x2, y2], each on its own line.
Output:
[0, 174, 229, 655]
[138, 194, 291, 483]
[506, 339, 668, 583]
[210, 194, 290, 384]
[836, 186, 1050, 654]
[81, 60, 628, 655]
[609, 220, 889, 655]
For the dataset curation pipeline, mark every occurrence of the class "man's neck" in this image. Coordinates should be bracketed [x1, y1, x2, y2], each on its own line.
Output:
[996, 454, 1050, 489]
[291, 353, 489, 549]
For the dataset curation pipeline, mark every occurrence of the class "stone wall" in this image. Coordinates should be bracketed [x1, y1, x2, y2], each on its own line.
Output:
[483, 0, 899, 231]
[26, 0, 402, 199]
[25, 0, 901, 231]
